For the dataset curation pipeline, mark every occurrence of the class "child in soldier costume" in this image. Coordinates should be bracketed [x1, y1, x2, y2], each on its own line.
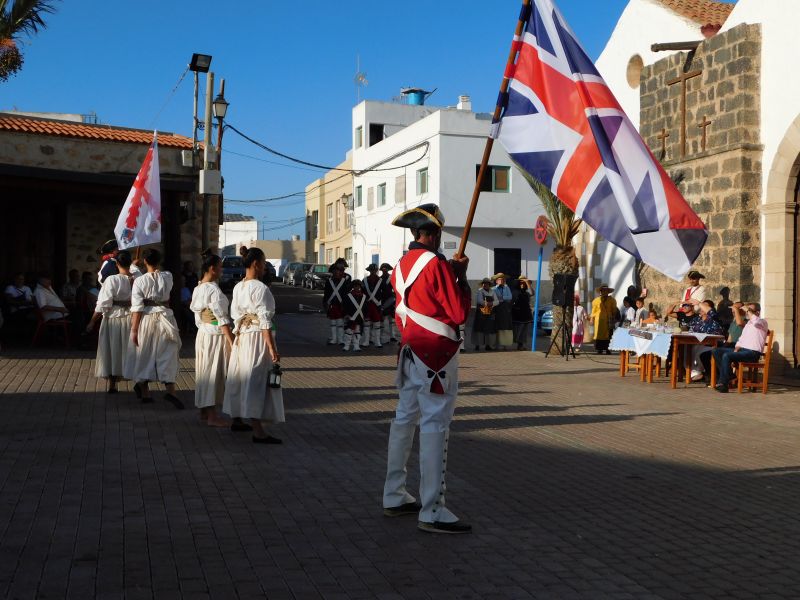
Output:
[379, 263, 399, 344]
[361, 263, 384, 348]
[342, 279, 367, 352]
[323, 265, 349, 345]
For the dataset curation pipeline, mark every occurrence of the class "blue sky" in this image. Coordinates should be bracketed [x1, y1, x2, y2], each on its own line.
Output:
[4, 0, 672, 238]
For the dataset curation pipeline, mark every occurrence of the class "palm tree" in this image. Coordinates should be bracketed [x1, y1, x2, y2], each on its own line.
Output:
[0, 0, 58, 82]
[521, 170, 582, 348]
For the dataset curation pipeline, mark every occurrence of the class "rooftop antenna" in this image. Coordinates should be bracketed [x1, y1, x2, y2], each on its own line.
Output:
[354, 53, 368, 103]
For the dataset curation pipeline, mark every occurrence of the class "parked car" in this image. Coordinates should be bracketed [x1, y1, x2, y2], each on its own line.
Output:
[283, 262, 312, 286]
[264, 261, 277, 286]
[303, 264, 332, 290]
[537, 304, 555, 335]
[220, 256, 245, 292]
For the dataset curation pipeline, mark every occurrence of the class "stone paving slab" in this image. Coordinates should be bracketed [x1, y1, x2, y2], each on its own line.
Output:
[1, 301, 800, 598]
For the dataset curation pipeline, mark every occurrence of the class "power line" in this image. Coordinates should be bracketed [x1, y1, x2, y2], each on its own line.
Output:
[225, 123, 430, 174]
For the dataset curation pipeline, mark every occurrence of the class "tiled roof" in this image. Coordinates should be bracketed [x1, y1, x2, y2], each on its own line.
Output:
[0, 113, 194, 149]
[654, 0, 735, 26]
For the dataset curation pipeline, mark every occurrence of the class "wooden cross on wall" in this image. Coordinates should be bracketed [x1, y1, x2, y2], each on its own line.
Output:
[666, 69, 702, 158]
[657, 127, 670, 159]
[698, 116, 712, 152]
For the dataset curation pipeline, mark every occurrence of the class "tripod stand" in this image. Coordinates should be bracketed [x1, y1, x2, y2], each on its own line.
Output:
[545, 305, 576, 361]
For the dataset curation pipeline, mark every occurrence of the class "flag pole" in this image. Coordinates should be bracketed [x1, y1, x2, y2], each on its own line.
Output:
[456, 0, 531, 258]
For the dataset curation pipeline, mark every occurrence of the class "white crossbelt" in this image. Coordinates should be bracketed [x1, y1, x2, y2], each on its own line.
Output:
[346, 293, 366, 321]
[364, 277, 383, 305]
[329, 278, 346, 303]
[394, 251, 459, 342]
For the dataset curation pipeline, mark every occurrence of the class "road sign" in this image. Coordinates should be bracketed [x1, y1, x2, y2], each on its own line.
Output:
[534, 215, 549, 245]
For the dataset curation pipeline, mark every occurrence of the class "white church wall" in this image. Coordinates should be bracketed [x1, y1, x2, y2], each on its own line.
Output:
[595, 0, 703, 128]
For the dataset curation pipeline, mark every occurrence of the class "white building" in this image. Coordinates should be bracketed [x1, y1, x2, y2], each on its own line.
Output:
[350, 95, 551, 288]
[218, 213, 257, 256]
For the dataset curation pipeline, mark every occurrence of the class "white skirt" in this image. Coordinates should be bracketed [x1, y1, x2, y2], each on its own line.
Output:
[95, 315, 131, 378]
[223, 331, 285, 422]
[125, 312, 181, 383]
[195, 329, 229, 409]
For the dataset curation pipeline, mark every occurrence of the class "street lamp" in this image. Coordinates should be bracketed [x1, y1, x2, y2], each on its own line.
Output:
[189, 53, 212, 73]
[213, 80, 229, 237]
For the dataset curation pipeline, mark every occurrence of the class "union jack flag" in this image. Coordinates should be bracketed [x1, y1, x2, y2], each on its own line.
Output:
[493, 0, 707, 281]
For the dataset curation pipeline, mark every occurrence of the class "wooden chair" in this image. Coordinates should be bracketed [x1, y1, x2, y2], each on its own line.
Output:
[737, 330, 774, 394]
[31, 305, 70, 348]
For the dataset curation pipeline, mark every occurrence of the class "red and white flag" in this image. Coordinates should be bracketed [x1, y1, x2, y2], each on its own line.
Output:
[115, 132, 161, 250]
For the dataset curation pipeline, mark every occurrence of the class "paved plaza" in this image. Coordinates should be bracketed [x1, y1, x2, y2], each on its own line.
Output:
[1, 285, 800, 599]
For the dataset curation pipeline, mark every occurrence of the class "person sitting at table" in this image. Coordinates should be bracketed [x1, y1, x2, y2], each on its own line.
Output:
[688, 300, 724, 382]
[698, 301, 746, 384]
[642, 309, 660, 325]
[621, 297, 635, 326]
[665, 303, 694, 328]
[634, 297, 647, 326]
[711, 303, 768, 393]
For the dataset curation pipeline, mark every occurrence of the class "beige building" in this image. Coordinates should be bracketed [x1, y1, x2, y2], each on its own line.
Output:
[305, 156, 353, 268]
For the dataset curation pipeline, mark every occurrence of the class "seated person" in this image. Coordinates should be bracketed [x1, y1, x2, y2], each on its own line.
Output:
[687, 300, 723, 382]
[699, 301, 746, 378]
[33, 274, 69, 322]
[641, 309, 660, 325]
[665, 303, 694, 328]
[61, 269, 81, 310]
[711, 303, 769, 393]
[4, 273, 35, 316]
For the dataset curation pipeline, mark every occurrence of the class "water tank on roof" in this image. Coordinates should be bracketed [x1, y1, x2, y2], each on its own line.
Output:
[400, 87, 433, 106]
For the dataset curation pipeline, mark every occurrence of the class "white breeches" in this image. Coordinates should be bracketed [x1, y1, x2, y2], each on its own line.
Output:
[394, 350, 458, 433]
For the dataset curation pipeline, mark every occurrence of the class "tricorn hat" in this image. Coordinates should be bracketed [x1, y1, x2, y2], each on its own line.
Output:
[350, 279, 364, 288]
[481, 277, 492, 284]
[392, 203, 445, 230]
[99, 239, 118, 254]
[380, 262, 393, 271]
[366, 263, 379, 272]
[596, 283, 615, 293]
[687, 270, 705, 280]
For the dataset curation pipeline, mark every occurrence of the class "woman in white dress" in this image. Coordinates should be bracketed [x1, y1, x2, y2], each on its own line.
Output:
[127, 248, 184, 409]
[190, 252, 234, 426]
[86, 250, 134, 393]
[223, 247, 284, 444]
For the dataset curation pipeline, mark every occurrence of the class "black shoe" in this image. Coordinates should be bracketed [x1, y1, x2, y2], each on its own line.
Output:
[606, 350, 613, 355]
[141, 397, 154, 404]
[164, 393, 185, 410]
[517, 343, 524, 351]
[715, 384, 729, 393]
[107, 387, 118, 394]
[474, 345, 479, 351]
[383, 501, 422, 517]
[485, 346, 494, 351]
[418, 520, 472, 534]
[252, 435, 282, 444]
[230, 421, 253, 432]
[133, 382, 142, 399]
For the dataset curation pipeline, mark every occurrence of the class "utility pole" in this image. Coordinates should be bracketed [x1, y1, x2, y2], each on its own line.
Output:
[201, 71, 215, 250]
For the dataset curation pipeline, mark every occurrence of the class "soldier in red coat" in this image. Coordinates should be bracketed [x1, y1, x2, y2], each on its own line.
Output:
[323, 265, 349, 345]
[381, 203, 472, 534]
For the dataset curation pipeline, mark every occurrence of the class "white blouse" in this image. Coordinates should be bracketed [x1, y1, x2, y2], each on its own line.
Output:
[190, 281, 232, 334]
[131, 271, 173, 315]
[230, 279, 274, 334]
[95, 274, 132, 319]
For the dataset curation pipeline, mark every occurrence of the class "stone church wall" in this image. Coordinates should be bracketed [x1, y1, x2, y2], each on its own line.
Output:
[638, 23, 762, 314]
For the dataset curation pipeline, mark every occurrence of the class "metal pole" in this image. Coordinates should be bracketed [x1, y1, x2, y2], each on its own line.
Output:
[216, 79, 226, 244]
[531, 245, 543, 351]
[202, 72, 214, 251]
[192, 72, 199, 168]
[456, 0, 530, 258]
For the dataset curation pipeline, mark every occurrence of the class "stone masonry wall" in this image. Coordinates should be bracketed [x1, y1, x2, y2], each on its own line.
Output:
[638, 23, 762, 314]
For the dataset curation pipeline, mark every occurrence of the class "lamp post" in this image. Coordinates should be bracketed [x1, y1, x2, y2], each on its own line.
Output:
[188, 53, 212, 170]
[213, 81, 229, 234]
